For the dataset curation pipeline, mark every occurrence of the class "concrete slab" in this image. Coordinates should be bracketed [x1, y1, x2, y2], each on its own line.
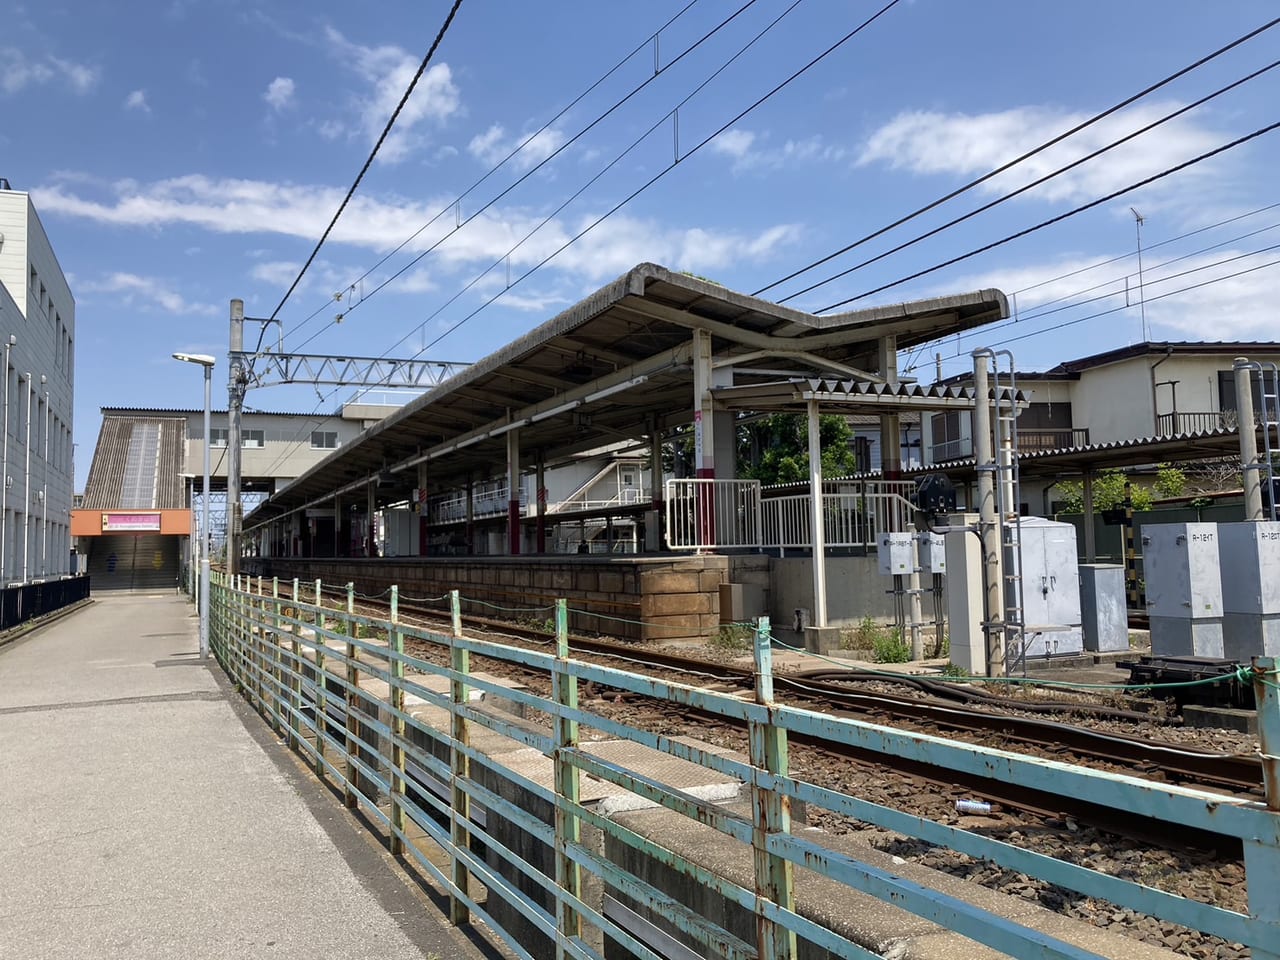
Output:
[0, 593, 490, 960]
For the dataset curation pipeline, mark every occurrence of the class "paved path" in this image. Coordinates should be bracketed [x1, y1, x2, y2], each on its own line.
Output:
[0, 593, 492, 960]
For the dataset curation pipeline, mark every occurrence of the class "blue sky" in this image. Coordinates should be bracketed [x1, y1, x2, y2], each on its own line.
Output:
[2, 0, 1277, 488]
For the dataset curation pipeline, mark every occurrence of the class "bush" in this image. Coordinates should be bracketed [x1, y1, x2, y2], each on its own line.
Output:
[841, 615, 882, 651]
[872, 630, 911, 664]
[712, 623, 754, 652]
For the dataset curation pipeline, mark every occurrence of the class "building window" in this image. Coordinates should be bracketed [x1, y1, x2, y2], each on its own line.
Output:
[930, 410, 968, 462]
[243, 429, 265, 448]
[1219, 369, 1279, 415]
[209, 428, 229, 447]
[310, 431, 339, 449]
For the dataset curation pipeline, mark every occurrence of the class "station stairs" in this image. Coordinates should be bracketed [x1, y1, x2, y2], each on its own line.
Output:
[87, 534, 181, 593]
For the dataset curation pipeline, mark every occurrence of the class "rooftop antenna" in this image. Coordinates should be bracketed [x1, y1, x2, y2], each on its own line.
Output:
[1131, 207, 1148, 342]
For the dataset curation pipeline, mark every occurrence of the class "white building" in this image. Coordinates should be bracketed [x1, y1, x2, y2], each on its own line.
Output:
[0, 181, 75, 583]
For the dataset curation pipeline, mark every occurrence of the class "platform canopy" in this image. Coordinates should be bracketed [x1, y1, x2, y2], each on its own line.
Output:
[245, 263, 1007, 530]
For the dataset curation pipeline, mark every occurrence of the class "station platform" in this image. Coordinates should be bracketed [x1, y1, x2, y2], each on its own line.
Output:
[0, 593, 492, 960]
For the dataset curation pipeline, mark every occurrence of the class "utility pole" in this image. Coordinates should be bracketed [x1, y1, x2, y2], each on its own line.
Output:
[227, 299, 246, 575]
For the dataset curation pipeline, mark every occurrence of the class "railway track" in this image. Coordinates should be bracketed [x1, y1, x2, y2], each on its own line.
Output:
[309, 585, 1263, 850]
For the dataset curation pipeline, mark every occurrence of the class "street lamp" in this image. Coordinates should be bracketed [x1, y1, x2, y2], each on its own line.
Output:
[173, 352, 216, 659]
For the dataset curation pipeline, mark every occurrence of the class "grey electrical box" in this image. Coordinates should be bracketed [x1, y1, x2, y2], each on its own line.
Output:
[1079, 564, 1127, 653]
[1008, 518, 1083, 658]
[944, 520, 984, 674]
[1149, 616, 1225, 658]
[1223, 613, 1280, 659]
[877, 532, 914, 575]
[1218, 521, 1280, 614]
[917, 532, 946, 575]
[1142, 523, 1221, 620]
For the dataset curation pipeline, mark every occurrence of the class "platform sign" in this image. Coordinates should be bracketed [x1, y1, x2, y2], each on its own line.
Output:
[102, 512, 162, 532]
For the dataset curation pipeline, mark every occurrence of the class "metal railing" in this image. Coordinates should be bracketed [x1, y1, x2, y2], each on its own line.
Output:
[664, 478, 762, 550]
[666, 478, 915, 551]
[761, 492, 915, 553]
[1156, 411, 1232, 436]
[211, 574, 1280, 960]
[0, 575, 91, 630]
[1017, 427, 1089, 451]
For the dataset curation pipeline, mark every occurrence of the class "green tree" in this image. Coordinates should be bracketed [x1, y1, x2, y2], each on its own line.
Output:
[1056, 470, 1152, 513]
[1153, 464, 1187, 499]
[738, 413, 858, 484]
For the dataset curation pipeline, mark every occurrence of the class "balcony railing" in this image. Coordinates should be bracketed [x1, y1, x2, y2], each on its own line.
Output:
[1156, 411, 1235, 436]
[931, 427, 1088, 462]
[1017, 427, 1089, 451]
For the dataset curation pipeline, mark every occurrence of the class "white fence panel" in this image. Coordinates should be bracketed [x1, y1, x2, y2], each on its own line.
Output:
[664, 479, 762, 550]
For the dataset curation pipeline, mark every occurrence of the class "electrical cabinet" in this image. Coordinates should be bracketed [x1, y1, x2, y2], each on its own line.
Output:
[1142, 523, 1221, 620]
[917, 532, 946, 575]
[1008, 518, 1083, 658]
[1079, 564, 1127, 653]
[1148, 617, 1225, 658]
[1218, 521, 1280, 614]
[877, 533, 915, 575]
[944, 523, 984, 674]
[1218, 520, 1280, 658]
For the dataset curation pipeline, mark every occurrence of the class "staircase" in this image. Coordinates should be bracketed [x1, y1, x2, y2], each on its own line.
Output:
[88, 534, 181, 592]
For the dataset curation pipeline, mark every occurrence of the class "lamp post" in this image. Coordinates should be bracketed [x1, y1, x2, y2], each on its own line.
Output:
[174, 352, 215, 659]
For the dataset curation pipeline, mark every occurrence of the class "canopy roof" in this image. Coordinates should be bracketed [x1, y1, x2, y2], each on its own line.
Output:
[246, 263, 1007, 529]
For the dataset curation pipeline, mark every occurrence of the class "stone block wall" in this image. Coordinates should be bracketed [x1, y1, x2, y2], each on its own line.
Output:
[246, 554, 728, 643]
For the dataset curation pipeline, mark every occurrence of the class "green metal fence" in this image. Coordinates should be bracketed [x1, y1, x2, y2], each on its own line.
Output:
[210, 572, 1280, 960]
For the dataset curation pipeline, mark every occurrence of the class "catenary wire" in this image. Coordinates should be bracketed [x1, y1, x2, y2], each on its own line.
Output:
[281, 0, 758, 351]
[248, 1, 802, 459]
[993, 255, 1280, 349]
[401, 0, 904, 361]
[241, 0, 900, 476]
[262, 0, 466, 341]
[816, 119, 1280, 312]
[919, 217, 1280, 359]
[753, 16, 1280, 300]
[374, 0, 820, 362]
[901, 201, 1280, 372]
[776, 56, 1280, 307]
[924, 252, 1280, 381]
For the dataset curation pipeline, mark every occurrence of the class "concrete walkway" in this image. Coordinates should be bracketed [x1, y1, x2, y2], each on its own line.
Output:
[0, 593, 492, 960]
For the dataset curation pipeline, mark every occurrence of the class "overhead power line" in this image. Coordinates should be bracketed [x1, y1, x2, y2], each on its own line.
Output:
[286, 0, 766, 354]
[994, 255, 1280, 349]
[753, 15, 1280, 301]
[816, 119, 1280, 312]
[266, 0, 466, 329]
[265, 0, 902, 476]
[778, 57, 1280, 306]
[399, 0, 904, 362]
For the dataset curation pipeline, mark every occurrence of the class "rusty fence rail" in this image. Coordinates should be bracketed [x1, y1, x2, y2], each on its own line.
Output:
[209, 572, 1280, 960]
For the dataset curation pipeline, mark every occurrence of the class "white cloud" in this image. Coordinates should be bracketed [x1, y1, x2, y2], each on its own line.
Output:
[322, 27, 461, 163]
[467, 123, 565, 171]
[858, 102, 1223, 204]
[32, 173, 801, 286]
[80, 272, 217, 316]
[0, 48, 99, 95]
[710, 128, 846, 173]
[249, 260, 300, 286]
[124, 89, 149, 113]
[710, 128, 755, 159]
[263, 76, 295, 111]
